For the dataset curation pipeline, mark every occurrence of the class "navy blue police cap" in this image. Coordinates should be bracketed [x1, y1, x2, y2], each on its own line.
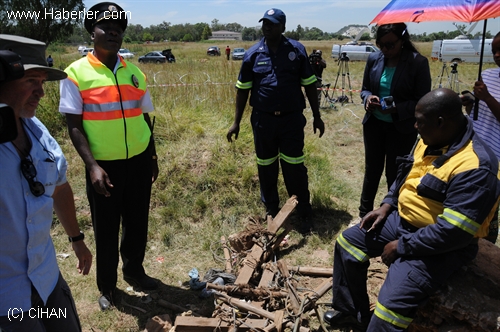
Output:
[84, 2, 128, 34]
[259, 8, 286, 25]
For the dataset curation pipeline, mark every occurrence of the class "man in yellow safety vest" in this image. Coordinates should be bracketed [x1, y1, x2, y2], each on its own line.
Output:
[59, 1, 159, 311]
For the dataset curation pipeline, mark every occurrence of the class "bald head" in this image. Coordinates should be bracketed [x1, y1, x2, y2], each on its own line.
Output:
[415, 88, 466, 148]
[417, 88, 463, 119]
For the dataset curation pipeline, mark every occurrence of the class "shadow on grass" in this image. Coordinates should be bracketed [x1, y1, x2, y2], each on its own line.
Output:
[112, 280, 216, 329]
[287, 207, 354, 239]
[313, 206, 355, 235]
[273, 207, 353, 263]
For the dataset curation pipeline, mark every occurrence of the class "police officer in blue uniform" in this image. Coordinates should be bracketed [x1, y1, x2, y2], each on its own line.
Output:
[226, 8, 325, 234]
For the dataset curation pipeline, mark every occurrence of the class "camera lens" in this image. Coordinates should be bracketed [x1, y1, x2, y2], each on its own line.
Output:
[0, 104, 18, 143]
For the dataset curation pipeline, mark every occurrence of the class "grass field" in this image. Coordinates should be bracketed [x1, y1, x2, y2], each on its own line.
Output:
[37, 40, 498, 331]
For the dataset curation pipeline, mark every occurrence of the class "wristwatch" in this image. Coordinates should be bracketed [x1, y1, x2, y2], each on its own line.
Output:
[68, 231, 85, 243]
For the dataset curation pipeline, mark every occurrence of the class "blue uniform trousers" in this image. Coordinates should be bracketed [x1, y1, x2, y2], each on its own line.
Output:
[332, 210, 477, 331]
[250, 110, 311, 217]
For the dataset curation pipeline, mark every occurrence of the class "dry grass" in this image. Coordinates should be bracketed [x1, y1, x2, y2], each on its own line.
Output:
[38, 40, 498, 332]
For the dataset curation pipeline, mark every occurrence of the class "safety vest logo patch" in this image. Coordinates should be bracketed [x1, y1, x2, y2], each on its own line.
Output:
[131, 74, 139, 88]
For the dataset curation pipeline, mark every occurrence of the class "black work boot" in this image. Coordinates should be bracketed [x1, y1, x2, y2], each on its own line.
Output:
[323, 310, 368, 331]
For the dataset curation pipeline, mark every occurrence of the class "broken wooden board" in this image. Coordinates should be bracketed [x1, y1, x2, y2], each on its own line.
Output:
[235, 196, 298, 285]
[277, 260, 301, 315]
[206, 282, 288, 299]
[214, 292, 310, 332]
[234, 243, 264, 286]
[221, 235, 233, 273]
[288, 266, 332, 277]
[174, 316, 267, 332]
[258, 267, 275, 288]
[267, 195, 298, 234]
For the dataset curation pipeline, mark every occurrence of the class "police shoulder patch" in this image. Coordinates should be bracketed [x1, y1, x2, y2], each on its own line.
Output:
[131, 74, 139, 88]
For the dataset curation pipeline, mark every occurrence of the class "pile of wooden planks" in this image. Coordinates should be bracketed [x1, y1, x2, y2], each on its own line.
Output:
[167, 197, 500, 332]
[172, 196, 333, 332]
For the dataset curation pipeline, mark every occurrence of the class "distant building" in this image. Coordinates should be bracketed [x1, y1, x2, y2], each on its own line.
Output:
[209, 30, 242, 41]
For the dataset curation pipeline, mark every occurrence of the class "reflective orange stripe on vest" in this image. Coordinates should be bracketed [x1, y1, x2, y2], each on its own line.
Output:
[80, 84, 145, 103]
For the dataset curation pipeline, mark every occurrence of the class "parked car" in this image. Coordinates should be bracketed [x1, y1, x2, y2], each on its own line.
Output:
[434, 38, 494, 63]
[232, 48, 246, 60]
[331, 43, 378, 61]
[161, 49, 176, 63]
[118, 48, 134, 59]
[138, 51, 166, 63]
[80, 48, 93, 57]
[207, 46, 221, 56]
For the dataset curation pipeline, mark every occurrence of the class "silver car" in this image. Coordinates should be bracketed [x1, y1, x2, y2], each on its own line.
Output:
[138, 51, 166, 64]
[232, 48, 246, 60]
[119, 48, 134, 59]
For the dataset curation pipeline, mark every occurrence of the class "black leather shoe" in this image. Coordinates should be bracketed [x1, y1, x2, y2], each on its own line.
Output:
[124, 274, 158, 291]
[323, 310, 367, 331]
[98, 293, 113, 311]
[266, 206, 279, 219]
[298, 216, 312, 235]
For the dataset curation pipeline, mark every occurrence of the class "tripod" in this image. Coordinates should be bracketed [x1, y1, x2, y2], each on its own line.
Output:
[319, 82, 337, 110]
[333, 52, 353, 104]
[437, 62, 460, 93]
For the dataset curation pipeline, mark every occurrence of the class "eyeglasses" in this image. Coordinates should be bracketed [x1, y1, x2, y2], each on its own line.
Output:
[20, 158, 45, 197]
[377, 40, 399, 50]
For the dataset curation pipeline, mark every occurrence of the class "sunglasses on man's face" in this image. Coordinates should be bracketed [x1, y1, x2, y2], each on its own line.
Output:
[377, 40, 399, 50]
[20, 158, 45, 197]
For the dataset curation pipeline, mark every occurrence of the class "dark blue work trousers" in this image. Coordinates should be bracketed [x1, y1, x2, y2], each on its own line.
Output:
[359, 116, 417, 217]
[332, 211, 477, 331]
[251, 110, 311, 217]
[86, 148, 153, 294]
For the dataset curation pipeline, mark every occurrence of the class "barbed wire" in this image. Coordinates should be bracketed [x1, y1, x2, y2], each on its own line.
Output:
[148, 70, 364, 92]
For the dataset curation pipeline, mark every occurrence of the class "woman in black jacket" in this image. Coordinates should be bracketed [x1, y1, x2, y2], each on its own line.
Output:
[359, 23, 431, 218]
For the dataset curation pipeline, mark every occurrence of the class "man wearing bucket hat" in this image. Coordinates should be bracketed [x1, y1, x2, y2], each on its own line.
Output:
[59, 2, 159, 311]
[227, 8, 324, 234]
[0, 34, 92, 332]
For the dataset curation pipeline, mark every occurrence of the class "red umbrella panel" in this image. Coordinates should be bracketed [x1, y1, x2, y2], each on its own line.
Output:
[371, 0, 500, 25]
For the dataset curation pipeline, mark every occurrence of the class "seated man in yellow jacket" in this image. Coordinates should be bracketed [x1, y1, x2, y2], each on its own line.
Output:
[324, 88, 500, 331]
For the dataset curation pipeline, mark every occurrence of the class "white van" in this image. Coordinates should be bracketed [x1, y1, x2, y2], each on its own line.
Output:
[431, 40, 442, 61]
[437, 39, 494, 63]
[331, 44, 341, 58]
[331, 43, 379, 61]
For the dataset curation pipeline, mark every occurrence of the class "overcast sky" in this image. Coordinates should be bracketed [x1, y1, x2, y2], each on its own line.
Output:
[83, 0, 500, 35]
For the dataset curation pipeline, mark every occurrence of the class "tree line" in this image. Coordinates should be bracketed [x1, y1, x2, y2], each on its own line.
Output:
[0, 0, 493, 45]
[64, 19, 338, 45]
